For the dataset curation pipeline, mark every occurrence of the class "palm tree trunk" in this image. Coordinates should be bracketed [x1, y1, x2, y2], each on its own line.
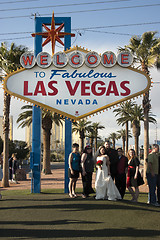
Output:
[125, 121, 129, 155]
[122, 138, 125, 153]
[113, 140, 115, 149]
[134, 136, 139, 157]
[42, 128, 51, 174]
[2, 93, 11, 187]
[90, 138, 94, 149]
[94, 132, 98, 152]
[142, 63, 150, 183]
[79, 137, 84, 153]
[42, 116, 52, 174]
[143, 104, 149, 182]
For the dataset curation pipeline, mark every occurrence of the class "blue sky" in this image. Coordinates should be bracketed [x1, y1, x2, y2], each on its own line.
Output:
[0, 0, 160, 146]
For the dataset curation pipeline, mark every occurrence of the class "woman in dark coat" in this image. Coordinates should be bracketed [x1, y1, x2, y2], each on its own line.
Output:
[81, 145, 95, 198]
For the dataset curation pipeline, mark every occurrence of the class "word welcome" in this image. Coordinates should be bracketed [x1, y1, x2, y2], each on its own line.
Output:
[20, 50, 133, 69]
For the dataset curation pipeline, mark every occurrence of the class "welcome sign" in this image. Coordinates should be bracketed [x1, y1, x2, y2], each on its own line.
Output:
[4, 46, 151, 120]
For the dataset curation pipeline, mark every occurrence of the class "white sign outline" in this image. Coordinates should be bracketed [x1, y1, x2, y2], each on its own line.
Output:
[4, 47, 151, 120]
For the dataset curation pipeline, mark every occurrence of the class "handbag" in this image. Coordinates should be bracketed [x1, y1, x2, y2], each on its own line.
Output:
[137, 171, 144, 186]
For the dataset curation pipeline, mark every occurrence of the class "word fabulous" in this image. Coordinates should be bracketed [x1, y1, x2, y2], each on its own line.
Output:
[23, 69, 130, 97]
[20, 50, 133, 69]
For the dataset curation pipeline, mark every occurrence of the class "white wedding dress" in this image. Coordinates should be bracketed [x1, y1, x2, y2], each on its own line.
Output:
[95, 156, 121, 200]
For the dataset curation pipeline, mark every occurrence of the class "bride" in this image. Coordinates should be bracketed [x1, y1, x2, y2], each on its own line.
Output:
[95, 146, 121, 200]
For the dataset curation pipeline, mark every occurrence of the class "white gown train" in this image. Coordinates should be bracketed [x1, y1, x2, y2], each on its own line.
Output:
[95, 156, 121, 200]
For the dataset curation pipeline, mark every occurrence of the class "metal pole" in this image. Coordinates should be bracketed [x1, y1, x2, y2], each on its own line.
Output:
[64, 17, 72, 194]
[31, 16, 42, 193]
[30, 15, 72, 193]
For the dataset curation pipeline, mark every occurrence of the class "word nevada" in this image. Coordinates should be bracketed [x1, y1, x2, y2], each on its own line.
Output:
[20, 50, 133, 69]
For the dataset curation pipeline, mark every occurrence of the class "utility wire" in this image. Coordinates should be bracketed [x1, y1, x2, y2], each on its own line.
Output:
[72, 21, 160, 30]
[0, 32, 32, 36]
[0, 36, 32, 41]
[0, 21, 160, 40]
[0, 0, 39, 4]
[0, 0, 137, 12]
[0, 3, 160, 19]
[55, 3, 160, 15]
[0, 29, 159, 41]
[85, 29, 134, 36]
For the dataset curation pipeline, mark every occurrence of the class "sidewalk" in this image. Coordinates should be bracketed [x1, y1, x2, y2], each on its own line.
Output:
[0, 164, 84, 191]
[0, 162, 149, 193]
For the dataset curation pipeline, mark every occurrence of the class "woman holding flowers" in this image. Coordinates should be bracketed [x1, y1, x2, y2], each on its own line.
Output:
[95, 146, 121, 200]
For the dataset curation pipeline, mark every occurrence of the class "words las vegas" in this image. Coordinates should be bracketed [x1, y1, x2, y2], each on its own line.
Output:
[20, 50, 133, 106]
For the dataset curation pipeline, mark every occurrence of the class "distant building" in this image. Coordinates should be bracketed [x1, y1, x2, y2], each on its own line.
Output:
[0, 115, 13, 140]
[25, 121, 82, 151]
[51, 121, 65, 150]
[155, 140, 160, 145]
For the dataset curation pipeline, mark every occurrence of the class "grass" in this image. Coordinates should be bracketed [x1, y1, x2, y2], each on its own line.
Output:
[0, 189, 160, 240]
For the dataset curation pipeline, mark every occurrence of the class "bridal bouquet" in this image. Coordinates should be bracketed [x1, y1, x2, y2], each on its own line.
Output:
[96, 160, 103, 170]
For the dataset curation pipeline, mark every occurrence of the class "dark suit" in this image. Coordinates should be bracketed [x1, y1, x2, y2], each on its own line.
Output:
[105, 148, 119, 180]
[115, 155, 128, 199]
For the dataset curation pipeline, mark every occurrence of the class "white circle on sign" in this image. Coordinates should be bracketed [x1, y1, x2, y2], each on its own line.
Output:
[68, 51, 84, 68]
[20, 52, 36, 69]
[37, 52, 52, 68]
[101, 51, 116, 68]
[85, 51, 100, 68]
[117, 51, 133, 67]
[53, 52, 68, 68]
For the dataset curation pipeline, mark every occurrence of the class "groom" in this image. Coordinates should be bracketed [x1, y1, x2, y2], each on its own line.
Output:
[103, 140, 119, 181]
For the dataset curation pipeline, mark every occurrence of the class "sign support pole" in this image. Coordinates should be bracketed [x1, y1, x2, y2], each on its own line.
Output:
[31, 16, 42, 193]
[64, 17, 72, 194]
[30, 15, 72, 193]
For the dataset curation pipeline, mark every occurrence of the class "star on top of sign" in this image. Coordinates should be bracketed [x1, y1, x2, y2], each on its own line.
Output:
[31, 11, 75, 55]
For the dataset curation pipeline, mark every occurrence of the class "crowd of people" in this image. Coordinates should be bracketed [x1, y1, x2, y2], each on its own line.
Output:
[0, 141, 159, 206]
[68, 141, 160, 206]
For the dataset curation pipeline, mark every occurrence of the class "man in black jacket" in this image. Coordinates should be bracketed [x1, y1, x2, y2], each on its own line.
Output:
[115, 147, 128, 199]
[104, 141, 119, 180]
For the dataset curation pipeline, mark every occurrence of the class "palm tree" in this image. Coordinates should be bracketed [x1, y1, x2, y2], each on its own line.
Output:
[92, 122, 105, 152]
[117, 129, 132, 153]
[86, 127, 95, 149]
[108, 132, 118, 149]
[119, 31, 160, 178]
[17, 105, 63, 174]
[129, 105, 156, 157]
[0, 42, 27, 187]
[72, 119, 92, 152]
[86, 122, 105, 152]
[129, 105, 144, 156]
[113, 100, 135, 155]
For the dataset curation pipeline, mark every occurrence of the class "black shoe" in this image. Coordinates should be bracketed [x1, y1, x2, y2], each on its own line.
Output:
[89, 189, 95, 194]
